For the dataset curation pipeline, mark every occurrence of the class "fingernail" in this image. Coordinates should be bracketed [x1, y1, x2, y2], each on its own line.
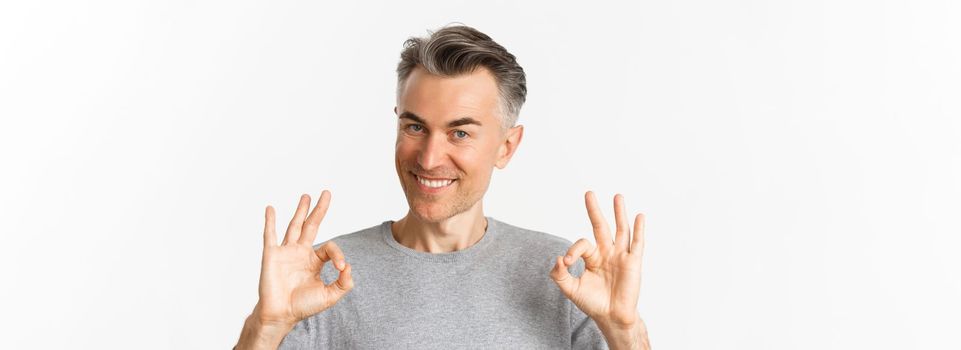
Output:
[337, 260, 345, 270]
[564, 255, 572, 264]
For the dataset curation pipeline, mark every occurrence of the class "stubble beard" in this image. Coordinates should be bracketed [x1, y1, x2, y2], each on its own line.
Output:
[408, 188, 475, 223]
[397, 163, 479, 223]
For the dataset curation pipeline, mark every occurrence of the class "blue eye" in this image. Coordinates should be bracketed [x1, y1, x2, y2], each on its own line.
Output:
[453, 130, 468, 139]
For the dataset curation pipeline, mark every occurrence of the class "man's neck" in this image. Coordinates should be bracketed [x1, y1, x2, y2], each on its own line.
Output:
[390, 202, 488, 253]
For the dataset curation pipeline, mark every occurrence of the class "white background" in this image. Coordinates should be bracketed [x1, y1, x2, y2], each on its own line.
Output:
[1, 0, 959, 349]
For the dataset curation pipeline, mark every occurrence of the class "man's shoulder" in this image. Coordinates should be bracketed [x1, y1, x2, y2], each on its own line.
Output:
[308, 218, 578, 257]
[490, 218, 574, 256]
[311, 221, 387, 252]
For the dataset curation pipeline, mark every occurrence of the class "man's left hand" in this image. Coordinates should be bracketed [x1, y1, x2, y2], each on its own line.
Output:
[550, 191, 650, 350]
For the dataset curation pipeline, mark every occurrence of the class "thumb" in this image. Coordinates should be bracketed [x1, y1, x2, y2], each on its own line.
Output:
[549, 256, 577, 299]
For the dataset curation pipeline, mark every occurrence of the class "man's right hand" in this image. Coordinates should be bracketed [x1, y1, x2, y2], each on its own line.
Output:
[236, 191, 354, 350]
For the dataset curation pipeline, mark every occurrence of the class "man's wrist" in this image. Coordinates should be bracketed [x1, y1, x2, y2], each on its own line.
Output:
[595, 316, 649, 350]
[235, 310, 297, 350]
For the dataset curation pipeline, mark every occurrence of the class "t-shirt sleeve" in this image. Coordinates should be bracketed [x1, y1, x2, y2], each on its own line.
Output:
[568, 260, 610, 349]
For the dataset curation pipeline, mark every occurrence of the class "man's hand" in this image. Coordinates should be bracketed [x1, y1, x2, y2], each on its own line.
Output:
[550, 191, 650, 350]
[236, 191, 354, 350]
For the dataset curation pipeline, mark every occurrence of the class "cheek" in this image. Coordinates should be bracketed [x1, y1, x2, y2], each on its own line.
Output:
[449, 147, 496, 177]
[395, 139, 418, 158]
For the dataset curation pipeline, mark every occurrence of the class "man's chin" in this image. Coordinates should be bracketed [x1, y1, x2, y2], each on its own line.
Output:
[410, 204, 453, 223]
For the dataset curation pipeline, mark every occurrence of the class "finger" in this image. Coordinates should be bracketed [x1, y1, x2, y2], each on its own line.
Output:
[585, 191, 612, 253]
[282, 194, 311, 245]
[263, 205, 277, 247]
[302, 263, 354, 316]
[328, 262, 354, 295]
[321, 262, 354, 305]
[613, 194, 630, 251]
[549, 256, 577, 298]
[299, 190, 332, 246]
[315, 240, 347, 271]
[564, 238, 602, 269]
[631, 213, 646, 255]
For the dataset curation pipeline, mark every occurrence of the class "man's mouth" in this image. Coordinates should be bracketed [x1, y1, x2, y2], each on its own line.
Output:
[413, 173, 457, 189]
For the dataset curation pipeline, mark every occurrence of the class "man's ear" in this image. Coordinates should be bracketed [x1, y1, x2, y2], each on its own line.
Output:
[394, 106, 398, 115]
[495, 125, 524, 169]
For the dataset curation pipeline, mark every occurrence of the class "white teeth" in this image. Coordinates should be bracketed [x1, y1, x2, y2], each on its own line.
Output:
[417, 175, 453, 188]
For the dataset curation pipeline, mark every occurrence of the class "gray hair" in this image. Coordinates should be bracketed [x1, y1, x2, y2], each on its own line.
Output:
[396, 24, 527, 129]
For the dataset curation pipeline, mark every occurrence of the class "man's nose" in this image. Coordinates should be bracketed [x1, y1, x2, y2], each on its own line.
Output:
[417, 134, 448, 171]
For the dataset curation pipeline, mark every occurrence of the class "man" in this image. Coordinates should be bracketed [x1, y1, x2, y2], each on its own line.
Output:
[235, 25, 651, 349]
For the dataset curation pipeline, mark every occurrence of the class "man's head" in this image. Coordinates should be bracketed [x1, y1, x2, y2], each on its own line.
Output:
[394, 25, 527, 223]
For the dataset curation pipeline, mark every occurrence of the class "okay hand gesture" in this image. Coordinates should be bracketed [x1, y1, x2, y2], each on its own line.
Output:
[254, 191, 354, 328]
[550, 191, 646, 330]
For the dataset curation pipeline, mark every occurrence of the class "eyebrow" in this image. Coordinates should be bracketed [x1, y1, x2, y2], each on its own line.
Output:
[399, 111, 482, 128]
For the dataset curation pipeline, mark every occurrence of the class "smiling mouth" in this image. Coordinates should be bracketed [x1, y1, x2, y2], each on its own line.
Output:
[413, 173, 457, 189]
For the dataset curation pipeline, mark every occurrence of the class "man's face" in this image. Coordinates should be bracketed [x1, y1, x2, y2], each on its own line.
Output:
[394, 66, 522, 223]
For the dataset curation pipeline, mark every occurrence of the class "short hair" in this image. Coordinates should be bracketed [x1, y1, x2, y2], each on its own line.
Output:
[396, 24, 527, 129]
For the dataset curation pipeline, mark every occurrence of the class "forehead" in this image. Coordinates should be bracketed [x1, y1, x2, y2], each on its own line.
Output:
[397, 66, 500, 125]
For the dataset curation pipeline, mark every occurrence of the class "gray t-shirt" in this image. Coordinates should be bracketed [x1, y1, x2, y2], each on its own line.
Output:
[278, 217, 608, 349]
